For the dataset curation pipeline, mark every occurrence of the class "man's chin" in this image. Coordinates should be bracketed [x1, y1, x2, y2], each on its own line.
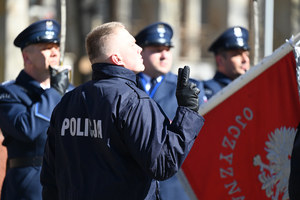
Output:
[242, 70, 248, 74]
[48, 63, 60, 68]
[133, 66, 145, 74]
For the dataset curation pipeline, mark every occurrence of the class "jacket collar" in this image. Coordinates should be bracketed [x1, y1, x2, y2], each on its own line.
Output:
[92, 63, 137, 85]
[213, 71, 232, 86]
[15, 70, 45, 95]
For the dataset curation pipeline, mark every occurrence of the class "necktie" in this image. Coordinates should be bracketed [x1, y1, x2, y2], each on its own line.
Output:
[149, 78, 157, 94]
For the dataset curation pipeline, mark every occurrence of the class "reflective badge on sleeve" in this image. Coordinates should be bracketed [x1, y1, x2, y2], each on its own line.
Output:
[0, 93, 11, 100]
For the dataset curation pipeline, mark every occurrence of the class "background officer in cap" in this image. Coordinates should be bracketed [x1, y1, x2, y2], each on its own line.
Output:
[0, 19, 73, 200]
[136, 22, 206, 119]
[204, 26, 250, 100]
[135, 22, 206, 200]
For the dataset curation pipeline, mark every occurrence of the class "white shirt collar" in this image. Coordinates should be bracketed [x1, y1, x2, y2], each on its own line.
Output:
[40, 83, 50, 90]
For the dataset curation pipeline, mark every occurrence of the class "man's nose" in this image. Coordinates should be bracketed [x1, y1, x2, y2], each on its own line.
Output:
[51, 47, 60, 56]
[160, 49, 169, 58]
[242, 52, 249, 62]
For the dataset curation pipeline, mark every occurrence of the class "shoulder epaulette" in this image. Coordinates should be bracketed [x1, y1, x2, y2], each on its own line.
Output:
[0, 80, 15, 86]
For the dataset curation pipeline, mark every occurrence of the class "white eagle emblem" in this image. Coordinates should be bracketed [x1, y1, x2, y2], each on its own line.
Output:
[157, 24, 166, 38]
[253, 126, 297, 200]
[46, 21, 54, 30]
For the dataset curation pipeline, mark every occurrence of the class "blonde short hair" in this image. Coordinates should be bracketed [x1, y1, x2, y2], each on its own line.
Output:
[85, 22, 125, 63]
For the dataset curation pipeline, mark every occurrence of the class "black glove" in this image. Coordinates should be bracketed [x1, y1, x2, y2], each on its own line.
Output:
[176, 66, 200, 112]
[49, 65, 70, 96]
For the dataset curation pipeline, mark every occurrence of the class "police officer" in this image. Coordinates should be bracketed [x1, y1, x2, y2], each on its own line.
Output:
[40, 22, 204, 200]
[136, 22, 207, 119]
[204, 26, 250, 99]
[135, 22, 206, 200]
[0, 19, 73, 200]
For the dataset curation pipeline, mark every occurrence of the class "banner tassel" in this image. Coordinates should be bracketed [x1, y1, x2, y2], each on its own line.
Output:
[286, 36, 300, 100]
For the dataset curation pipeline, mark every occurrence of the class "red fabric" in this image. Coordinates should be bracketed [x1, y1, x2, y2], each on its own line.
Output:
[0, 131, 7, 196]
[182, 51, 300, 199]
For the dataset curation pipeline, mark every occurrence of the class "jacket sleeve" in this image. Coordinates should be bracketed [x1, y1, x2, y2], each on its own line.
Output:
[0, 85, 62, 142]
[120, 95, 204, 181]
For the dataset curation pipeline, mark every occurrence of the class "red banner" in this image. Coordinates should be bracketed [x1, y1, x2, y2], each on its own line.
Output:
[182, 51, 300, 200]
[0, 131, 7, 196]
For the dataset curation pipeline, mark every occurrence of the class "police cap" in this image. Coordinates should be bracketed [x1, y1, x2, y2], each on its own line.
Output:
[135, 22, 173, 47]
[208, 26, 250, 54]
[14, 19, 60, 50]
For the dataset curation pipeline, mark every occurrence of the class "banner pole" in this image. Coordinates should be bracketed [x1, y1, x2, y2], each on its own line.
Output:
[264, 0, 274, 57]
[253, 0, 260, 66]
[59, 0, 66, 66]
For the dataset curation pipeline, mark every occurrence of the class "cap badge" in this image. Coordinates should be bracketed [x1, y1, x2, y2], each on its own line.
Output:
[157, 24, 166, 38]
[237, 38, 244, 46]
[46, 21, 54, 31]
[234, 27, 242, 37]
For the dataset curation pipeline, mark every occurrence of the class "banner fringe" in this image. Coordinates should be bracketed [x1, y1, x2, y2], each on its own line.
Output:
[286, 35, 300, 101]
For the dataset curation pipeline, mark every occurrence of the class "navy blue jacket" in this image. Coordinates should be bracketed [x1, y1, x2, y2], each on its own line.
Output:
[203, 71, 232, 100]
[0, 70, 74, 200]
[41, 64, 204, 200]
[137, 72, 206, 200]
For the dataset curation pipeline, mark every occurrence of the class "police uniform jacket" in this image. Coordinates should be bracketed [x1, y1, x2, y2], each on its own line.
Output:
[40, 63, 204, 200]
[203, 71, 232, 100]
[0, 70, 74, 200]
[138, 72, 206, 120]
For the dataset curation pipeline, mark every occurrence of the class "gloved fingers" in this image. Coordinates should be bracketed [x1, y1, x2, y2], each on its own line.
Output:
[189, 83, 200, 96]
[195, 88, 200, 96]
[49, 65, 57, 76]
[61, 69, 69, 75]
[49, 65, 70, 96]
[49, 65, 71, 74]
[177, 68, 183, 89]
[181, 66, 190, 87]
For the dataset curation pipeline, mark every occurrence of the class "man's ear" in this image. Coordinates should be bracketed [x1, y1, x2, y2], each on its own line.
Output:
[110, 53, 123, 66]
[215, 54, 225, 67]
[22, 52, 32, 65]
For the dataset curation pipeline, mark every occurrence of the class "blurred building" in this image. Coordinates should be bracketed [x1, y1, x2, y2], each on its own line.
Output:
[1, 0, 300, 86]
